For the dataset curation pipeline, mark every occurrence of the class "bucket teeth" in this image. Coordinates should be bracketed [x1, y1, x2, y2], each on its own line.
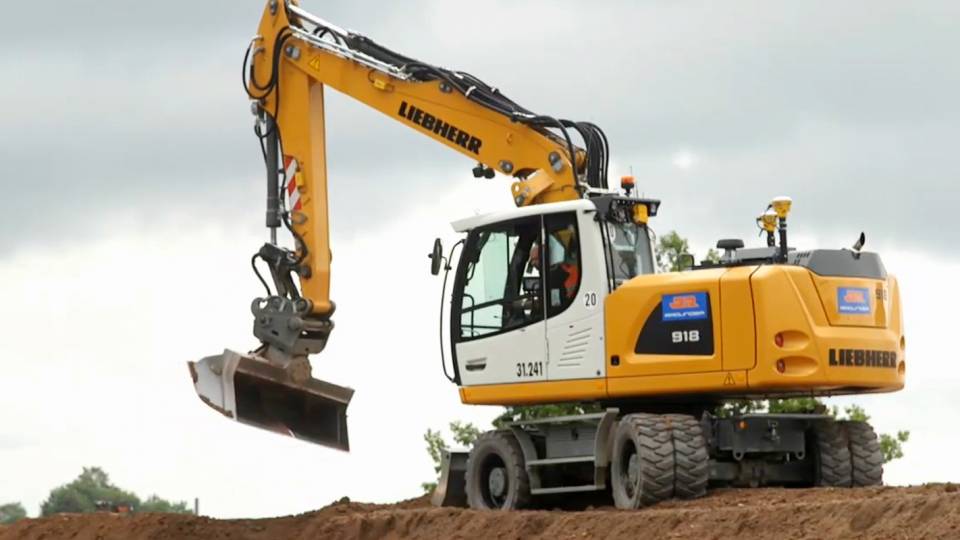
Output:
[188, 349, 353, 451]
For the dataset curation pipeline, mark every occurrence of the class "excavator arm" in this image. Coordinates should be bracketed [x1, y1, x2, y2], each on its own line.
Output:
[189, 0, 611, 451]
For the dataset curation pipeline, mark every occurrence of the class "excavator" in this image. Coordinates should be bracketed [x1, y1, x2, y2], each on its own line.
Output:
[189, 0, 906, 510]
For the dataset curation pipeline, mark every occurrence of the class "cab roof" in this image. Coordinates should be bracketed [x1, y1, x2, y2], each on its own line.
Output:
[450, 199, 596, 233]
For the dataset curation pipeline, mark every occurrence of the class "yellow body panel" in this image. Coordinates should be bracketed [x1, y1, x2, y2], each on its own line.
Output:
[607, 370, 749, 398]
[748, 267, 904, 393]
[460, 378, 607, 405]
[605, 268, 727, 378]
[811, 274, 890, 328]
[251, 1, 584, 316]
[720, 266, 757, 371]
[459, 265, 904, 405]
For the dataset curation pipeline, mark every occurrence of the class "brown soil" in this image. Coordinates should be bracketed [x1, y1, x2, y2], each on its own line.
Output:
[4, 485, 960, 540]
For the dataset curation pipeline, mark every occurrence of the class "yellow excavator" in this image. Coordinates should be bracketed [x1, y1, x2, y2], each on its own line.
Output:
[190, 0, 906, 510]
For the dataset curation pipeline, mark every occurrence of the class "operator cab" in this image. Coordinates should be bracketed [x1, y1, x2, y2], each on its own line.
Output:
[430, 195, 659, 388]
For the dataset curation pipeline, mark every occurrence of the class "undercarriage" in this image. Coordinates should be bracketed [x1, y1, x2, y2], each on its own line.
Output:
[433, 409, 884, 510]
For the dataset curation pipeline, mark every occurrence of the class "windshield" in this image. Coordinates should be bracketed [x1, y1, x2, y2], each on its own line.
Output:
[606, 222, 654, 287]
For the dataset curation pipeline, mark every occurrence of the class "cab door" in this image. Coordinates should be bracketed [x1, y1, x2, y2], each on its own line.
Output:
[543, 211, 607, 382]
[453, 217, 548, 387]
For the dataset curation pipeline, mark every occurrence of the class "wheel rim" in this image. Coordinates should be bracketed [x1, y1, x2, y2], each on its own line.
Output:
[480, 454, 509, 508]
[488, 467, 507, 500]
[620, 440, 640, 499]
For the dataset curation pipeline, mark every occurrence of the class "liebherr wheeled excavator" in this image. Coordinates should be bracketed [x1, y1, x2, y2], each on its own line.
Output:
[190, 0, 906, 510]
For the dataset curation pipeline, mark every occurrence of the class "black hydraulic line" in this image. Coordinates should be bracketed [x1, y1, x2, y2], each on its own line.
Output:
[251, 254, 272, 296]
[300, 21, 607, 193]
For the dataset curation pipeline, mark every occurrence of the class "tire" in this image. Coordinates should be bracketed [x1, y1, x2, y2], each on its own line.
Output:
[839, 421, 884, 486]
[810, 420, 852, 487]
[464, 430, 531, 510]
[665, 414, 709, 499]
[610, 413, 675, 509]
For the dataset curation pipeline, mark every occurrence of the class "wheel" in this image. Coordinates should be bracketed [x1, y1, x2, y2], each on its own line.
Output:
[810, 420, 852, 487]
[464, 430, 530, 510]
[665, 414, 709, 499]
[610, 413, 675, 509]
[839, 421, 883, 486]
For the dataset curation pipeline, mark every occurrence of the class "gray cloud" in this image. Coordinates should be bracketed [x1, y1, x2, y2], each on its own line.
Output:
[1, 0, 957, 256]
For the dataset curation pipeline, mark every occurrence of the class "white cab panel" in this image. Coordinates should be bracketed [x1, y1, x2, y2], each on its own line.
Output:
[546, 213, 607, 382]
[456, 322, 547, 386]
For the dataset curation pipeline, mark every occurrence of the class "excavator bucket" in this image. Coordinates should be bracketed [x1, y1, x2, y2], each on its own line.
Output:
[188, 349, 353, 451]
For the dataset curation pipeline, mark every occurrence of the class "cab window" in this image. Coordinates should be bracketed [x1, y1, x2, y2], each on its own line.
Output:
[606, 221, 654, 287]
[457, 218, 542, 340]
[543, 213, 581, 317]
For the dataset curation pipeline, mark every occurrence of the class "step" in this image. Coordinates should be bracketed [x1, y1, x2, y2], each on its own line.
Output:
[508, 412, 608, 426]
[526, 456, 596, 467]
[531, 484, 603, 495]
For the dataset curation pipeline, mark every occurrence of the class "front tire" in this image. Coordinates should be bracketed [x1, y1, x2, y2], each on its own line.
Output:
[610, 413, 675, 509]
[465, 430, 531, 510]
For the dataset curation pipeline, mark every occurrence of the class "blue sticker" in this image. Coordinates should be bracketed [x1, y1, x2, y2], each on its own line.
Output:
[662, 292, 709, 321]
[838, 287, 871, 315]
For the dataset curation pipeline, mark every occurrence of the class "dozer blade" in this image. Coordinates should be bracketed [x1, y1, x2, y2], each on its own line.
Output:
[431, 449, 469, 507]
[188, 349, 353, 451]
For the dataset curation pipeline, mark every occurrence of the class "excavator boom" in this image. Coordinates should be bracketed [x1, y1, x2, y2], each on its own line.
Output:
[189, 0, 610, 450]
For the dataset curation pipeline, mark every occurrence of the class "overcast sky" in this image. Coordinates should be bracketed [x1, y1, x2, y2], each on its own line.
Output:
[1, 0, 958, 519]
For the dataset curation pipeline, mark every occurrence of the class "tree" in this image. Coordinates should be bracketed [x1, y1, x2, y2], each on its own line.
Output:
[138, 495, 191, 514]
[422, 421, 482, 493]
[40, 467, 192, 516]
[703, 248, 721, 264]
[0, 502, 26, 524]
[656, 231, 721, 271]
[41, 467, 139, 516]
[656, 231, 691, 272]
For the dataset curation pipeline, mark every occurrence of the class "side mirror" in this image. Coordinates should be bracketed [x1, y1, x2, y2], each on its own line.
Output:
[677, 253, 695, 271]
[429, 238, 444, 275]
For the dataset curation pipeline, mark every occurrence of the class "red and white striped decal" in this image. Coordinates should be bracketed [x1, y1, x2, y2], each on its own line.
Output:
[284, 156, 302, 211]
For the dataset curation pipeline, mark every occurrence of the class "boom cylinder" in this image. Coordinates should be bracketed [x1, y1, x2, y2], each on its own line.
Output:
[264, 114, 281, 243]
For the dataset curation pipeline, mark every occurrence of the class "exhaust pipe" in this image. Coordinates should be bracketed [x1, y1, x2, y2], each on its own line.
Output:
[188, 349, 353, 451]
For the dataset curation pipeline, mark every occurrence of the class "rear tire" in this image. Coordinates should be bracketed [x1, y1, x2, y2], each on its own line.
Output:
[610, 414, 675, 509]
[811, 420, 852, 487]
[465, 430, 531, 510]
[665, 414, 709, 499]
[839, 420, 883, 486]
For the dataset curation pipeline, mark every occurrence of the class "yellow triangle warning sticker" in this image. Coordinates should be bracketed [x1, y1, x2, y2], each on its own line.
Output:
[723, 373, 736, 386]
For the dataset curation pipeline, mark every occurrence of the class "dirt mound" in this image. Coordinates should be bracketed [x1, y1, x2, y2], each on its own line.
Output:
[4, 486, 959, 540]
